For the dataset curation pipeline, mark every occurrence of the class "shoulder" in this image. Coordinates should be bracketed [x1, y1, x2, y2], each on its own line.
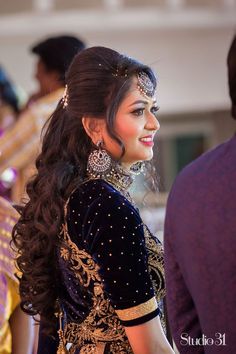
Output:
[70, 179, 142, 226]
[74, 179, 137, 208]
[165, 135, 236, 218]
[27, 89, 63, 123]
[36, 88, 64, 106]
[68, 180, 144, 253]
[170, 135, 236, 198]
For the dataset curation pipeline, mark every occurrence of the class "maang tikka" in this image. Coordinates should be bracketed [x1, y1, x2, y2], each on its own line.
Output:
[87, 140, 112, 178]
[137, 71, 156, 98]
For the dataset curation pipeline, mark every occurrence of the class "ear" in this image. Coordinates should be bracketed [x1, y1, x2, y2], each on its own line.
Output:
[49, 69, 61, 81]
[82, 117, 104, 145]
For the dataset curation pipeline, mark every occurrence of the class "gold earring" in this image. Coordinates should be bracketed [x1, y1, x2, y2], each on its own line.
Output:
[87, 140, 112, 178]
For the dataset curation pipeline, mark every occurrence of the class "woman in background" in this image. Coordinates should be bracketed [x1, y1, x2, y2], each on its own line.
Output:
[0, 197, 35, 354]
[13, 46, 174, 354]
[0, 66, 21, 199]
[0, 65, 20, 133]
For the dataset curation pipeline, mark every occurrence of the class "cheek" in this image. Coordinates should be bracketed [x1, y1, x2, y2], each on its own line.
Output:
[36, 70, 45, 83]
[115, 120, 141, 143]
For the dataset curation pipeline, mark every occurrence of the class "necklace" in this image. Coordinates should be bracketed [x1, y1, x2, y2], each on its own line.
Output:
[87, 160, 136, 206]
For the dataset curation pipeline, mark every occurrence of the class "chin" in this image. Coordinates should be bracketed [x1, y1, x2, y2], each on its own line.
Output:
[141, 152, 153, 161]
[124, 152, 153, 165]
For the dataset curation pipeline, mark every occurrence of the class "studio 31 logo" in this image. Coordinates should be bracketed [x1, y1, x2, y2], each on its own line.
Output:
[180, 333, 226, 346]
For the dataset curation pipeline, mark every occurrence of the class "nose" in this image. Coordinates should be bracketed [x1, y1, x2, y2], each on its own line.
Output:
[145, 112, 160, 132]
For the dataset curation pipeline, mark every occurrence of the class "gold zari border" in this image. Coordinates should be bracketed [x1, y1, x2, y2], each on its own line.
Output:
[115, 296, 158, 321]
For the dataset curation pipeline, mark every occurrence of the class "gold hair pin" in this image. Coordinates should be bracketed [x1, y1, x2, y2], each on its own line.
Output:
[62, 85, 68, 109]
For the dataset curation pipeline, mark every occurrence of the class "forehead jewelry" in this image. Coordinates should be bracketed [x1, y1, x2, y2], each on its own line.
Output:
[137, 71, 156, 98]
[62, 85, 68, 108]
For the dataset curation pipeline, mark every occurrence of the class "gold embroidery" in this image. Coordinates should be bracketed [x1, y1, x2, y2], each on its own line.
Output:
[60, 224, 133, 353]
[64, 277, 132, 352]
[143, 224, 166, 332]
[115, 296, 157, 321]
[58, 183, 166, 352]
[79, 343, 104, 354]
[60, 224, 100, 287]
[143, 224, 165, 301]
[55, 310, 69, 354]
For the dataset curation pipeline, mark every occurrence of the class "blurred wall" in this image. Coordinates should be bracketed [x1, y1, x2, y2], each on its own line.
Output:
[0, 2, 235, 202]
[0, 5, 235, 114]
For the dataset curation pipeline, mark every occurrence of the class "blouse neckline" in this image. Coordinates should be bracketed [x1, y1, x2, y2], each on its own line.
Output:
[86, 161, 134, 192]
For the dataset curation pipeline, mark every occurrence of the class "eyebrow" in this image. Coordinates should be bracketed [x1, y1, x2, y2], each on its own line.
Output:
[129, 99, 157, 107]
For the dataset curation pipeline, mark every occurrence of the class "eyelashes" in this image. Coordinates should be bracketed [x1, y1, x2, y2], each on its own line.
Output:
[132, 108, 145, 116]
[131, 106, 160, 117]
[151, 106, 160, 117]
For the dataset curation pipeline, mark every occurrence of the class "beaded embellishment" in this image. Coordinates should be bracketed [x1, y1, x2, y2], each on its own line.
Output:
[137, 71, 156, 98]
[62, 85, 68, 108]
[87, 141, 112, 177]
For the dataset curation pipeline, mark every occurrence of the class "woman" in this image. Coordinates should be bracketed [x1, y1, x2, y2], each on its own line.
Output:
[0, 66, 20, 199]
[0, 65, 20, 131]
[0, 197, 35, 354]
[13, 47, 174, 354]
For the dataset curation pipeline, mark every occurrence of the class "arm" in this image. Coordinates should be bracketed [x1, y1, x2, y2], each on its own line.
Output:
[125, 316, 174, 354]
[82, 190, 173, 353]
[9, 305, 35, 354]
[32, 321, 40, 354]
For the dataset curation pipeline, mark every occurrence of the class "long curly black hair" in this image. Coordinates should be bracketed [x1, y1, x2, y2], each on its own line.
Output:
[12, 46, 157, 334]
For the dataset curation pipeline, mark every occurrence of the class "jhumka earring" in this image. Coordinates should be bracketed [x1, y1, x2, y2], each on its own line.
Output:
[87, 140, 112, 178]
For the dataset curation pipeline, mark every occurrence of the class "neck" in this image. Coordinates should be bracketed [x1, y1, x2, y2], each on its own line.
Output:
[120, 162, 132, 172]
[87, 158, 134, 191]
[42, 82, 63, 96]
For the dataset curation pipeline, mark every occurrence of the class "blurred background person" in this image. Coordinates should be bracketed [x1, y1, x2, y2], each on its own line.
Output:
[0, 196, 35, 354]
[21, 35, 85, 110]
[0, 66, 23, 200]
[0, 35, 85, 203]
[0, 65, 20, 132]
[164, 33, 236, 353]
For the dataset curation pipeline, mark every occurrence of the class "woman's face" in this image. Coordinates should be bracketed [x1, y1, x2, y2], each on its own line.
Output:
[103, 77, 160, 169]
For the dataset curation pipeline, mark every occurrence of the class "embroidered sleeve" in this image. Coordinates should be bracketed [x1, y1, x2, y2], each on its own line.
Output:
[115, 297, 159, 326]
[78, 190, 160, 326]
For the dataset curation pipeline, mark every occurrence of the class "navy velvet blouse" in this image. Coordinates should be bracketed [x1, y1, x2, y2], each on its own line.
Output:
[38, 178, 165, 353]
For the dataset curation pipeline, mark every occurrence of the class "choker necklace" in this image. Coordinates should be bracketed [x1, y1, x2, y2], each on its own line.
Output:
[86, 142, 144, 205]
[105, 163, 134, 189]
[87, 158, 135, 204]
[87, 159, 134, 189]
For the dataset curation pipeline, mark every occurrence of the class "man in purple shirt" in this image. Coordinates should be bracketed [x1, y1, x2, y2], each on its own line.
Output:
[164, 34, 236, 354]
